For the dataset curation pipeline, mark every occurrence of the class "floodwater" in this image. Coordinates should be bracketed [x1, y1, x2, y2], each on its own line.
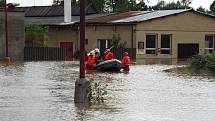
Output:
[0, 61, 215, 121]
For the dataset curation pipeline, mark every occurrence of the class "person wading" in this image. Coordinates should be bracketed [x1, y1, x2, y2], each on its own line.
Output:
[121, 52, 131, 71]
[94, 48, 101, 64]
[86, 52, 96, 70]
[104, 49, 114, 61]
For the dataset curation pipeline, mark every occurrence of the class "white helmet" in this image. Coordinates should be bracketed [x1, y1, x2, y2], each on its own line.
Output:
[94, 48, 100, 53]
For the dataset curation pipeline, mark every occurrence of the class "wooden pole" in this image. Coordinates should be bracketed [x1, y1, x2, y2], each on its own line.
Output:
[79, 0, 85, 78]
[74, 0, 89, 104]
[4, 0, 10, 63]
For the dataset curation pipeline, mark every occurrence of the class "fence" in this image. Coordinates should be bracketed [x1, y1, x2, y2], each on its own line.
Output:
[24, 47, 136, 61]
[24, 47, 65, 61]
[112, 48, 136, 60]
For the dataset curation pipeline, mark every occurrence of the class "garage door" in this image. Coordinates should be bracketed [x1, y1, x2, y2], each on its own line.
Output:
[178, 44, 199, 59]
[60, 42, 73, 60]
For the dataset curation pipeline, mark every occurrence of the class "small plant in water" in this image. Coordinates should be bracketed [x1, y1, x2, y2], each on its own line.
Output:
[189, 52, 215, 72]
[87, 79, 107, 103]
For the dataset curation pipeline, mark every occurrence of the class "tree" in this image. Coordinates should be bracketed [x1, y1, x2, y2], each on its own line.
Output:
[152, 0, 192, 10]
[25, 24, 49, 47]
[197, 6, 206, 13]
[181, 0, 192, 7]
[0, 0, 4, 7]
[52, 0, 78, 6]
[110, 32, 127, 48]
[138, 0, 148, 11]
[210, 0, 215, 15]
[88, 0, 111, 13]
[53, 0, 148, 13]
[111, 32, 121, 48]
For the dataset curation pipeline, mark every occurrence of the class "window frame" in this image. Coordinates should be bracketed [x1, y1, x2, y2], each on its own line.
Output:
[205, 35, 215, 54]
[160, 34, 172, 55]
[145, 34, 157, 54]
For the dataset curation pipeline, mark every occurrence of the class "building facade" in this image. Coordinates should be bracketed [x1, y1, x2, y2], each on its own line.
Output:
[24, 8, 215, 59]
[134, 10, 215, 59]
[0, 9, 25, 60]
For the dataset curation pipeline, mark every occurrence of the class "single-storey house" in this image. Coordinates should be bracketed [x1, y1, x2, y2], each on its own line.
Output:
[22, 5, 215, 59]
[0, 8, 25, 60]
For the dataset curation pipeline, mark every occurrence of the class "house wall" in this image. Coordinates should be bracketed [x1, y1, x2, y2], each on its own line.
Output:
[0, 11, 25, 60]
[47, 25, 134, 54]
[85, 25, 134, 51]
[47, 28, 78, 50]
[135, 11, 215, 59]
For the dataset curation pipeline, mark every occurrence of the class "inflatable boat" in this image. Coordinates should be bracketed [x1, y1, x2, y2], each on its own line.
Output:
[94, 59, 122, 72]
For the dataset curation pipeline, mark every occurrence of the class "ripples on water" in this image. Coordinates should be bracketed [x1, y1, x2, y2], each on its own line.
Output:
[0, 61, 215, 121]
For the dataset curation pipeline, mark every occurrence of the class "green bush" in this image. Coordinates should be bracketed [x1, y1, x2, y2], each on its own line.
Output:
[25, 23, 49, 47]
[87, 79, 107, 103]
[189, 54, 208, 69]
[206, 52, 215, 70]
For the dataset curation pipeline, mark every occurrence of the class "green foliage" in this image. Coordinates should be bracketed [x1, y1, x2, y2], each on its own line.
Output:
[87, 79, 107, 103]
[206, 52, 215, 70]
[210, 0, 215, 15]
[52, 0, 78, 5]
[25, 24, 48, 47]
[111, 32, 121, 47]
[0, 0, 4, 7]
[197, 6, 206, 13]
[189, 52, 215, 71]
[109, 32, 127, 48]
[89, 0, 112, 13]
[189, 55, 208, 69]
[152, 0, 192, 10]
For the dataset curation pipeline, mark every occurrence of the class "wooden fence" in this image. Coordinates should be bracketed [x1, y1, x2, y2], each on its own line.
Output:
[112, 48, 136, 60]
[24, 47, 136, 61]
[24, 47, 65, 61]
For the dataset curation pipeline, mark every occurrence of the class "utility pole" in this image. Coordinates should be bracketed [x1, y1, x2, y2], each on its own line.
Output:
[4, 0, 10, 63]
[74, 0, 89, 103]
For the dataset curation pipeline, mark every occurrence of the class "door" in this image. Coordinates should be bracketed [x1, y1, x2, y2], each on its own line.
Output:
[60, 42, 73, 60]
[98, 39, 110, 55]
[178, 44, 199, 59]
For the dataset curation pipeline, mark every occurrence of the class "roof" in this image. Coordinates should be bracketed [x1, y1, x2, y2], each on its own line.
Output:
[25, 9, 215, 25]
[86, 11, 150, 23]
[0, 7, 24, 12]
[114, 9, 215, 23]
[14, 4, 97, 17]
[25, 14, 107, 25]
[112, 9, 191, 23]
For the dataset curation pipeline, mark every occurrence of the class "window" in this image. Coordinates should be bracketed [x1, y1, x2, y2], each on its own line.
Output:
[161, 35, 171, 54]
[85, 39, 88, 45]
[205, 35, 214, 53]
[146, 34, 157, 54]
[138, 42, 144, 54]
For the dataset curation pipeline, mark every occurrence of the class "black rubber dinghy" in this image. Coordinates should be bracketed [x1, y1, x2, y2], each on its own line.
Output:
[94, 59, 122, 72]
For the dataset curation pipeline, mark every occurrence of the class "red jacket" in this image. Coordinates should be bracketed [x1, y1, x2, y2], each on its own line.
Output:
[104, 52, 114, 61]
[86, 55, 95, 66]
[122, 55, 131, 66]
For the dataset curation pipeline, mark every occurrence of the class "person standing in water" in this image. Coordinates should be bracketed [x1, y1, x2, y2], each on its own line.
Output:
[121, 52, 131, 71]
[86, 52, 96, 70]
[104, 49, 114, 61]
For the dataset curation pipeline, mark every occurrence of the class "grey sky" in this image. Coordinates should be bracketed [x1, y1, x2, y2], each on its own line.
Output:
[7, 0, 214, 9]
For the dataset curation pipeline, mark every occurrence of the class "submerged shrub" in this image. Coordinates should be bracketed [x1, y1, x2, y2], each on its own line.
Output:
[87, 79, 107, 103]
[189, 55, 208, 69]
[206, 52, 215, 70]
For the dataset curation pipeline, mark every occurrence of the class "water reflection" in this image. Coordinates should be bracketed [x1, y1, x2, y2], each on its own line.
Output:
[0, 61, 215, 121]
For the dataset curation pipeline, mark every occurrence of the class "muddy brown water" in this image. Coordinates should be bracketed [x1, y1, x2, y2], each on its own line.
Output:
[0, 61, 215, 121]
